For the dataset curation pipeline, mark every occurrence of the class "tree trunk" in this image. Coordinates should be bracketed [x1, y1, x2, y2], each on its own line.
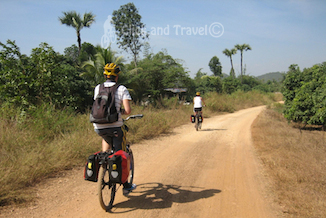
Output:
[77, 31, 81, 55]
[230, 57, 235, 78]
[240, 52, 243, 84]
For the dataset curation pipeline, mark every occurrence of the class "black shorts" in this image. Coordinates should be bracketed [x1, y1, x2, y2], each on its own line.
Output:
[94, 127, 125, 151]
[194, 107, 202, 112]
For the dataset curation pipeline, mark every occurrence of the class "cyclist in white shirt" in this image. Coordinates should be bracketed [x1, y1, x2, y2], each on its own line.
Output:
[193, 92, 206, 116]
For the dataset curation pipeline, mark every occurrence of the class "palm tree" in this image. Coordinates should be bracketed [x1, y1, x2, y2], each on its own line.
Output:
[59, 11, 96, 54]
[223, 48, 237, 78]
[81, 44, 124, 85]
[235, 44, 251, 83]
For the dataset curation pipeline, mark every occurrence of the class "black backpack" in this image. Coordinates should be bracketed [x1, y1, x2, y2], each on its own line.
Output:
[90, 83, 120, 124]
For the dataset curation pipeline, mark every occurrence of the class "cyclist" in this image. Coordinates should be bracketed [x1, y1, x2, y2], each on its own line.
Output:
[92, 63, 136, 195]
[193, 92, 206, 116]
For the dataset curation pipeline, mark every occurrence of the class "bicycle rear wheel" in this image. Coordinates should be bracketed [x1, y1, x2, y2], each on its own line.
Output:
[195, 115, 199, 131]
[98, 165, 116, 211]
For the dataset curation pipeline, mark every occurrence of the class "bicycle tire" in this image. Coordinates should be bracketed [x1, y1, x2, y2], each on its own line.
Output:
[195, 115, 199, 131]
[98, 165, 116, 211]
[128, 149, 134, 185]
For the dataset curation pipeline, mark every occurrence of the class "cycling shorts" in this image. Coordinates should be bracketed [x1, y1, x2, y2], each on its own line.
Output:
[94, 127, 124, 151]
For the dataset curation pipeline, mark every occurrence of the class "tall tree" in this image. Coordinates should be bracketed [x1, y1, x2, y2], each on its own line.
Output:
[208, 56, 222, 77]
[59, 11, 96, 54]
[222, 48, 237, 78]
[112, 3, 149, 67]
[235, 43, 251, 83]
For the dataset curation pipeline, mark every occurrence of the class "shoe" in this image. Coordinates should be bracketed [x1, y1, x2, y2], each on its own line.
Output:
[123, 183, 136, 196]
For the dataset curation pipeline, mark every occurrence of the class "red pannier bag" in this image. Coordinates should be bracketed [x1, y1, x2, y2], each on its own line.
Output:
[108, 150, 130, 184]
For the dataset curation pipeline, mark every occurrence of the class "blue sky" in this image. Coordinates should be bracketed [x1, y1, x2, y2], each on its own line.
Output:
[1, 0, 326, 78]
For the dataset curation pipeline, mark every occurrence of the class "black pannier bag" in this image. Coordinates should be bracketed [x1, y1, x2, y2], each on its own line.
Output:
[84, 151, 101, 182]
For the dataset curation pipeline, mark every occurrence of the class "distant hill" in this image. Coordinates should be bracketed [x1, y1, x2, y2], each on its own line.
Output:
[256, 72, 285, 83]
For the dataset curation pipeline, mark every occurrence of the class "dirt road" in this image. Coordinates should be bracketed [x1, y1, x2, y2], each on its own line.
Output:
[2, 106, 281, 218]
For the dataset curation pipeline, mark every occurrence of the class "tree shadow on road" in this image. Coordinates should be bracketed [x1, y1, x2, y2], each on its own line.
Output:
[109, 183, 221, 213]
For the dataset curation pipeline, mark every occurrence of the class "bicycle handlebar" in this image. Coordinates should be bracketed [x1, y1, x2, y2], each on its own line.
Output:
[124, 114, 144, 121]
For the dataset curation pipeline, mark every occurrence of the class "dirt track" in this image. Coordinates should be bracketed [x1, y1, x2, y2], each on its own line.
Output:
[2, 106, 281, 218]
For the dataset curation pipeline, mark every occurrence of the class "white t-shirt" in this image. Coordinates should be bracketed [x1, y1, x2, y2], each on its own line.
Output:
[93, 81, 132, 129]
[193, 96, 202, 108]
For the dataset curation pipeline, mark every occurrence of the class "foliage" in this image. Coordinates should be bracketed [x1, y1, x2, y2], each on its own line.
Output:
[126, 50, 193, 103]
[59, 11, 96, 53]
[254, 80, 282, 92]
[0, 40, 30, 108]
[208, 56, 222, 77]
[112, 3, 149, 67]
[222, 76, 241, 94]
[282, 63, 326, 128]
[195, 75, 222, 94]
[239, 75, 261, 91]
[0, 40, 91, 112]
[64, 42, 97, 67]
[222, 48, 237, 78]
[81, 44, 124, 86]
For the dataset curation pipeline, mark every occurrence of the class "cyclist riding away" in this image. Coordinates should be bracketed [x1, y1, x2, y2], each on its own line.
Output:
[193, 92, 206, 116]
[92, 63, 136, 195]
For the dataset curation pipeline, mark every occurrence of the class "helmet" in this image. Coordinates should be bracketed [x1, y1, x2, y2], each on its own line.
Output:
[103, 63, 121, 77]
[196, 92, 200, 96]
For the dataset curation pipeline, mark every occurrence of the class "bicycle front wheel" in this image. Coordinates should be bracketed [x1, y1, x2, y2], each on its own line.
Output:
[128, 149, 134, 185]
[98, 165, 116, 211]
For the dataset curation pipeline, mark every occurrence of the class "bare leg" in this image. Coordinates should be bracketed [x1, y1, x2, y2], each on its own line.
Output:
[102, 139, 111, 152]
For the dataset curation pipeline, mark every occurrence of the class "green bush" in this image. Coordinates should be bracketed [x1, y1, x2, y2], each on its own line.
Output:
[282, 63, 326, 128]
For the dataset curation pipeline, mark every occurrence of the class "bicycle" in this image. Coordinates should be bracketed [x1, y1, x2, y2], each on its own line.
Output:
[97, 114, 143, 211]
[194, 111, 203, 131]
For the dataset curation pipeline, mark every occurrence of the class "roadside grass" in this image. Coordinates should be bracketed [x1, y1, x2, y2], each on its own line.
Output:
[0, 91, 280, 207]
[252, 103, 326, 218]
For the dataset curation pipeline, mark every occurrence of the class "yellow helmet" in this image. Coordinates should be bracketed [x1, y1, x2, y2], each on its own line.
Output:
[196, 92, 200, 96]
[103, 63, 121, 77]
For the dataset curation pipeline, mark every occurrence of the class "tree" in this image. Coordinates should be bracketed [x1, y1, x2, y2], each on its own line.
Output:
[64, 44, 79, 64]
[282, 63, 326, 129]
[240, 75, 261, 92]
[81, 45, 124, 85]
[112, 3, 149, 67]
[129, 50, 191, 103]
[59, 11, 96, 54]
[0, 40, 91, 111]
[208, 56, 222, 77]
[194, 68, 207, 80]
[196, 75, 222, 94]
[64, 42, 97, 66]
[222, 48, 237, 78]
[222, 76, 241, 94]
[0, 40, 30, 108]
[235, 44, 251, 83]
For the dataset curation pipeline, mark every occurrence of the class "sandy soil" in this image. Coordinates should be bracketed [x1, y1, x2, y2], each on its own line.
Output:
[1, 106, 282, 218]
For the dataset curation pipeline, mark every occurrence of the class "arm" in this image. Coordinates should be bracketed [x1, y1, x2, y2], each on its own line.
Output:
[201, 97, 206, 107]
[121, 99, 131, 115]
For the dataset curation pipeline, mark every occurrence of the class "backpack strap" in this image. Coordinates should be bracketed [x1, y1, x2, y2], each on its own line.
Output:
[98, 83, 105, 93]
[107, 83, 120, 114]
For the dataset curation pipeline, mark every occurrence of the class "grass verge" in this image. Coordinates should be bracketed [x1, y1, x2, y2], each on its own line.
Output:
[252, 103, 326, 218]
